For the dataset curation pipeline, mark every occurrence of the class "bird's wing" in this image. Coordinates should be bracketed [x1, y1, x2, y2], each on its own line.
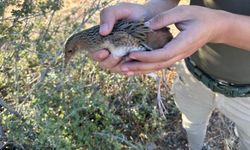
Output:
[112, 20, 151, 42]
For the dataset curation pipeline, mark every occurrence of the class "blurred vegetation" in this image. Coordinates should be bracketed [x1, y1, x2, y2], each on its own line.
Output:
[0, 0, 178, 149]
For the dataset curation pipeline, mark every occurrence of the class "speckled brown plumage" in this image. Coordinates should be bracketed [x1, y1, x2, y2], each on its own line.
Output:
[64, 20, 173, 63]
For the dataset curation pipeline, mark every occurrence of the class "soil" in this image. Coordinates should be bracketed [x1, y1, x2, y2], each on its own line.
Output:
[155, 108, 239, 150]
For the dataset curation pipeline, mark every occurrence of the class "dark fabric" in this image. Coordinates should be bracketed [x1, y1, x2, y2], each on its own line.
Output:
[185, 57, 250, 97]
[189, 0, 250, 84]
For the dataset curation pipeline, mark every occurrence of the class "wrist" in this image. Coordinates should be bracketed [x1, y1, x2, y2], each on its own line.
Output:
[210, 10, 235, 44]
[213, 12, 250, 50]
[208, 9, 250, 51]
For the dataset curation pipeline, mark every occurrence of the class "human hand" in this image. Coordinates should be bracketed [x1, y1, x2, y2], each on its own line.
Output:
[120, 5, 230, 75]
[89, 2, 152, 73]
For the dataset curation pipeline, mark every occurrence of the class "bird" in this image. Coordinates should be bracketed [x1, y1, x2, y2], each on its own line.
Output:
[64, 20, 173, 63]
[64, 20, 173, 117]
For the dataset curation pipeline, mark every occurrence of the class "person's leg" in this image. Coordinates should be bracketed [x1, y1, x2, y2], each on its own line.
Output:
[172, 61, 216, 150]
[216, 95, 250, 150]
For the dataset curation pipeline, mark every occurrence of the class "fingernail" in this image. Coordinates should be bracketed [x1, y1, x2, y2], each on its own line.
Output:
[98, 53, 106, 59]
[144, 21, 151, 27]
[129, 54, 136, 59]
[121, 66, 129, 71]
[100, 24, 108, 34]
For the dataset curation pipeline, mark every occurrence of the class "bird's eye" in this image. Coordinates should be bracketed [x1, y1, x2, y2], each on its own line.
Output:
[67, 50, 73, 53]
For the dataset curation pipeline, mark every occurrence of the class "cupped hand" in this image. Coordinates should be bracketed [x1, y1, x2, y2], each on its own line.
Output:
[89, 2, 152, 73]
[120, 5, 230, 75]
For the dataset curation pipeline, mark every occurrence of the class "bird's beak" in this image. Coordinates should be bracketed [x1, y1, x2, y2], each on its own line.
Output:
[64, 56, 70, 66]
[62, 52, 69, 66]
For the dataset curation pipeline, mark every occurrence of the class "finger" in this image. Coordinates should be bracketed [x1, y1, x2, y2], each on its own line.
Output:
[99, 3, 133, 35]
[121, 55, 181, 73]
[89, 49, 110, 61]
[109, 56, 132, 73]
[129, 30, 196, 63]
[145, 5, 190, 30]
[99, 55, 122, 69]
[121, 61, 167, 73]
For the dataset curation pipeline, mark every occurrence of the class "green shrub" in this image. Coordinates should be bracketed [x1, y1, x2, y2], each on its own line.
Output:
[0, 0, 174, 149]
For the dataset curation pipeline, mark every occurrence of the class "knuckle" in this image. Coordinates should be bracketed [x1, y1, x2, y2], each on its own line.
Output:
[115, 2, 132, 15]
[176, 5, 188, 14]
[153, 13, 166, 26]
[155, 64, 164, 70]
[100, 8, 109, 17]
[108, 2, 129, 13]
[116, 2, 130, 7]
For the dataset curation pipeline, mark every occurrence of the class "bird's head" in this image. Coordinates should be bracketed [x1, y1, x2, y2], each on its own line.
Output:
[64, 32, 88, 64]
[64, 37, 78, 64]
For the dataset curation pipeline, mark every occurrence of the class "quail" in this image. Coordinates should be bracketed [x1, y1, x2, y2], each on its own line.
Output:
[64, 20, 173, 63]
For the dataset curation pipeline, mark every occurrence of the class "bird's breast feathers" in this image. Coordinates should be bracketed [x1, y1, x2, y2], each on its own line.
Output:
[100, 40, 146, 57]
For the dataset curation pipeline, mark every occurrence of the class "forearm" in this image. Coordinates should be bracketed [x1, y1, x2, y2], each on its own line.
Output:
[144, 0, 180, 19]
[215, 12, 250, 51]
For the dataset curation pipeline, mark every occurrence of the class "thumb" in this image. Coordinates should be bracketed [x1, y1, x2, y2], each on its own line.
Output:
[145, 5, 189, 30]
[99, 3, 133, 35]
[89, 49, 110, 62]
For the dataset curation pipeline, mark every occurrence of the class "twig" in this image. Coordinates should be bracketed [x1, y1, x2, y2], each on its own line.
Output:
[0, 98, 22, 118]
[0, 124, 6, 139]
[0, 123, 7, 149]
[21, 67, 50, 103]
[0, 36, 7, 49]
[0, 11, 49, 22]
[41, 10, 56, 41]
[94, 132, 141, 149]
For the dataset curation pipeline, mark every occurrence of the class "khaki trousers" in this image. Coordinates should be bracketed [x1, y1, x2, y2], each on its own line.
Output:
[172, 60, 250, 150]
